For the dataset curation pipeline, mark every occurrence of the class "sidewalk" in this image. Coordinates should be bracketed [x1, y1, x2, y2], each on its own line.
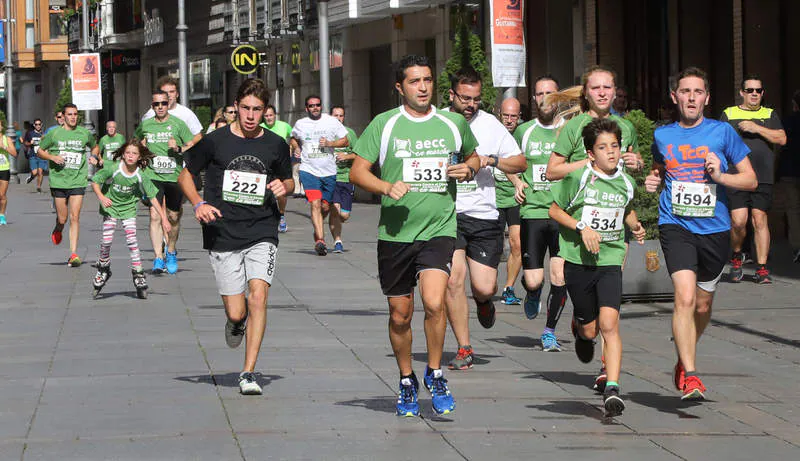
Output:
[0, 182, 799, 460]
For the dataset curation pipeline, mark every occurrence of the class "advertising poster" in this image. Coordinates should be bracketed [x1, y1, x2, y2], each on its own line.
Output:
[70, 53, 102, 110]
[490, 0, 526, 87]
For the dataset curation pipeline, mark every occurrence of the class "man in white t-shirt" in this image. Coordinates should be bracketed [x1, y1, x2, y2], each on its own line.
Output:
[290, 95, 349, 256]
[443, 68, 526, 370]
[142, 76, 204, 146]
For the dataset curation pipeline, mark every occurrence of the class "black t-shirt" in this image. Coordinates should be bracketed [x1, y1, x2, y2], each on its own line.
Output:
[720, 106, 783, 184]
[186, 126, 292, 251]
[779, 112, 800, 179]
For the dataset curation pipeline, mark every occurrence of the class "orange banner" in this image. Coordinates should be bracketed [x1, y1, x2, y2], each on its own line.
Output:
[71, 54, 100, 91]
[492, 0, 524, 46]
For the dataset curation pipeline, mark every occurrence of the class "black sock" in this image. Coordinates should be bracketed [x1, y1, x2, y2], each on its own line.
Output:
[685, 371, 697, 378]
[545, 285, 568, 330]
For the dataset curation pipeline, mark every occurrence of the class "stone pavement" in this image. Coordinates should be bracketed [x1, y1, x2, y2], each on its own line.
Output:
[0, 182, 799, 460]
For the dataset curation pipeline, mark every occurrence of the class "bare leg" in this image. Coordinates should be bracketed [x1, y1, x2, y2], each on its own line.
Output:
[751, 209, 770, 265]
[0, 180, 8, 215]
[329, 203, 343, 242]
[730, 208, 748, 253]
[418, 269, 450, 371]
[598, 307, 622, 383]
[67, 195, 84, 254]
[149, 203, 165, 259]
[388, 294, 415, 376]
[445, 250, 470, 347]
[671, 270, 715, 373]
[166, 208, 182, 253]
[309, 199, 324, 241]
[505, 224, 522, 289]
[53, 197, 68, 234]
[243, 279, 270, 372]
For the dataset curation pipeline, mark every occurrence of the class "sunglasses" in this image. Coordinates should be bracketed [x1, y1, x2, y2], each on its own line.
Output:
[151, 101, 169, 108]
[306, 103, 321, 108]
[743, 88, 764, 94]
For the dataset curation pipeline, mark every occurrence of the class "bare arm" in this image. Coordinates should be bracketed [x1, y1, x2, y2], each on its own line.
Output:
[492, 153, 527, 174]
[624, 209, 645, 244]
[187, 133, 203, 149]
[4, 137, 17, 157]
[546, 153, 588, 181]
[739, 121, 787, 146]
[706, 154, 758, 192]
[349, 155, 393, 196]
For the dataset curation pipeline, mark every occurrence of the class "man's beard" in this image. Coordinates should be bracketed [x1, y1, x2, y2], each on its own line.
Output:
[538, 107, 556, 125]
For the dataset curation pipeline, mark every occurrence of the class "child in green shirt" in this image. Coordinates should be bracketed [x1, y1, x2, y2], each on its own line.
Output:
[90, 140, 171, 299]
[549, 118, 645, 417]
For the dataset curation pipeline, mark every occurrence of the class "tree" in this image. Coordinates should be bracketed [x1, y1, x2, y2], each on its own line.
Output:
[54, 78, 73, 117]
[624, 109, 659, 239]
[437, 6, 497, 111]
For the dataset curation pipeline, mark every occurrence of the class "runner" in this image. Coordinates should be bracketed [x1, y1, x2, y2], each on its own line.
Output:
[179, 78, 293, 396]
[0, 121, 19, 225]
[513, 75, 569, 351]
[97, 121, 126, 169]
[90, 140, 171, 299]
[261, 104, 293, 232]
[45, 111, 64, 134]
[36, 103, 99, 266]
[549, 117, 646, 416]
[441, 67, 526, 371]
[290, 95, 349, 255]
[645, 67, 756, 400]
[142, 76, 204, 147]
[720, 75, 786, 284]
[24, 119, 47, 192]
[350, 55, 480, 416]
[329, 105, 360, 253]
[136, 90, 194, 274]
[497, 96, 525, 305]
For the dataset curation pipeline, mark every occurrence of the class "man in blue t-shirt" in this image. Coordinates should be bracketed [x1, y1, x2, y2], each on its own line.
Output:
[645, 67, 757, 402]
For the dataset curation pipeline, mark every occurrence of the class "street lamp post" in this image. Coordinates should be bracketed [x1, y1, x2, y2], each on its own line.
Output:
[177, 0, 188, 100]
[4, 0, 18, 182]
[318, 0, 330, 112]
[81, 0, 94, 132]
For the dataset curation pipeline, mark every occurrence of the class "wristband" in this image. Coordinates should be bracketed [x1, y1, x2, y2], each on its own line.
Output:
[468, 166, 477, 180]
[193, 201, 208, 212]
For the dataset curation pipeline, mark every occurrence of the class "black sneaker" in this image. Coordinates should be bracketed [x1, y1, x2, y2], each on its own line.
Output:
[476, 299, 496, 329]
[571, 318, 595, 363]
[26, 174, 34, 184]
[755, 266, 772, 284]
[315, 241, 327, 256]
[729, 252, 744, 283]
[225, 313, 247, 348]
[603, 385, 625, 416]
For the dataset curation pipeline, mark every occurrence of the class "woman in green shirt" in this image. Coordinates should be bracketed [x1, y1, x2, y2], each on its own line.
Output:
[0, 120, 19, 225]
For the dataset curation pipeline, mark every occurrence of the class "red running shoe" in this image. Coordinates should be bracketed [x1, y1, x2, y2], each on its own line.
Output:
[673, 360, 685, 391]
[51, 230, 62, 245]
[681, 375, 706, 401]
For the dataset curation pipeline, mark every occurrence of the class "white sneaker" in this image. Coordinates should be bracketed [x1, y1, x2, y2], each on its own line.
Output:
[239, 372, 262, 395]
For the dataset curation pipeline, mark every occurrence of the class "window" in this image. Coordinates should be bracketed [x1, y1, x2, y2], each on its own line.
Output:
[26, 24, 35, 48]
[50, 1, 68, 39]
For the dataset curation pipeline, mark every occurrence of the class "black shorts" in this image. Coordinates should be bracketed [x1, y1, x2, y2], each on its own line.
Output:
[659, 224, 729, 290]
[564, 262, 622, 325]
[377, 236, 455, 297]
[520, 218, 560, 270]
[51, 187, 86, 198]
[728, 183, 773, 211]
[152, 180, 184, 212]
[455, 213, 504, 268]
[332, 182, 355, 212]
[497, 205, 521, 228]
[0, 170, 9, 182]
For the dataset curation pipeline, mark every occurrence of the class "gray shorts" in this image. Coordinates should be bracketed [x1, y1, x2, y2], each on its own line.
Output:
[209, 241, 278, 295]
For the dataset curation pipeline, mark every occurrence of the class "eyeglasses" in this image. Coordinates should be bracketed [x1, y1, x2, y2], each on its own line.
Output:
[452, 90, 481, 105]
[501, 114, 520, 120]
[56, 115, 63, 119]
[225, 110, 236, 114]
[151, 101, 169, 108]
[743, 88, 764, 94]
[306, 103, 321, 108]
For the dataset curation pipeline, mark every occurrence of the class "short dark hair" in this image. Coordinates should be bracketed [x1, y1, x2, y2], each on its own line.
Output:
[305, 94, 321, 106]
[235, 78, 270, 105]
[534, 74, 560, 90]
[63, 103, 78, 112]
[394, 55, 433, 84]
[34, 118, 42, 124]
[582, 118, 622, 153]
[450, 66, 481, 90]
[330, 105, 345, 115]
[672, 67, 710, 93]
[152, 90, 169, 99]
[156, 75, 179, 92]
[265, 104, 277, 113]
[742, 74, 762, 89]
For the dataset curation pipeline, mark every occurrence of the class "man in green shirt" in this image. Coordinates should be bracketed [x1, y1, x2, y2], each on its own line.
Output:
[350, 54, 481, 417]
[260, 104, 293, 232]
[135, 90, 194, 275]
[97, 121, 126, 169]
[329, 105, 359, 253]
[37, 103, 99, 267]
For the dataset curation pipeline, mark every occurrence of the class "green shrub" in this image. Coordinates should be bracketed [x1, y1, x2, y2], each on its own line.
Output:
[625, 110, 660, 239]
[194, 106, 212, 131]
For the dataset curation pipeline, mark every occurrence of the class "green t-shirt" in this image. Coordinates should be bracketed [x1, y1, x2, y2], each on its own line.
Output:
[353, 106, 479, 243]
[261, 120, 293, 142]
[99, 133, 126, 168]
[553, 113, 639, 164]
[39, 126, 97, 189]
[0, 136, 12, 172]
[135, 116, 193, 182]
[551, 165, 635, 267]
[336, 127, 359, 183]
[515, 120, 562, 219]
[92, 164, 158, 219]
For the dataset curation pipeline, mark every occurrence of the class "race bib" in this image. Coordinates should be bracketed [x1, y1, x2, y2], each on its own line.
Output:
[308, 143, 330, 159]
[402, 157, 448, 193]
[222, 170, 268, 206]
[493, 167, 509, 182]
[152, 156, 177, 174]
[671, 181, 716, 217]
[581, 205, 625, 242]
[530, 164, 550, 191]
[62, 151, 82, 169]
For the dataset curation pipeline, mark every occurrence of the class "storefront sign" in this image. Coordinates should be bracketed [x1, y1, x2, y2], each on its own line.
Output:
[101, 49, 141, 73]
[143, 9, 164, 47]
[490, 0, 526, 87]
[231, 44, 260, 74]
[70, 53, 102, 110]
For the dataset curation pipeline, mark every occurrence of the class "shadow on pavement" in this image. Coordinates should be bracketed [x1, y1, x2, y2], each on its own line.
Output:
[526, 400, 612, 424]
[334, 396, 396, 414]
[529, 370, 595, 389]
[625, 391, 704, 418]
[387, 352, 502, 365]
[175, 372, 284, 388]
[486, 335, 538, 349]
[317, 309, 388, 316]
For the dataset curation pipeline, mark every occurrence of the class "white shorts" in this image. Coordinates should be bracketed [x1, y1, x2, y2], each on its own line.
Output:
[209, 241, 278, 296]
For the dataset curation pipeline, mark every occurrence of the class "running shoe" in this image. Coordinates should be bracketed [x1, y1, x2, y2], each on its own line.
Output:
[476, 299, 496, 329]
[673, 360, 685, 391]
[593, 367, 608, 393]
[755, 266, 772, 284]
[603, 385, 625, 416]
[396, 377, 420, 417]
[152, 257, 166, 274]
[500, 286, 522, 305]
[524, 286, 543, 319]
[424, 367, 455, 415]
[540, 331, 562, 352]
[571, 318, 595, 363]
[37, 187, 42, 193]
[448, 346, 474, 370]
[238, 372, 262, 395]
[278, 215, 287, 233]
[728, 252, 743, 283]
[26, 174, 34, 184]
[165, 251, 179, 274]
[793, 249, 800, 263]
[225, 315, 247, 348]
[51, 230, 62, 245]
[0, 215, 6, 226]
[315, 240, 327, 256]
[681, 375, 706, 401]
[742, 252, 754, 265]
[68, 253, 81, 267]
[333, 241, 344, 253]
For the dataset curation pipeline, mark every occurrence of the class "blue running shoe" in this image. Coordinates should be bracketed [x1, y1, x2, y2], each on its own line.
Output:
[333, 241, 344, 253]
[165, 251, 179, 274]
[541, 332, 562, 352]
[524, 286, 543, 319]
[424, 367, 455, 415]
[500, 286, 521, 305]
[396, 377, 419, 417]
[152, 257, 166, 274]
[278, 215, 287, 233]
[0, 215, 7, 225]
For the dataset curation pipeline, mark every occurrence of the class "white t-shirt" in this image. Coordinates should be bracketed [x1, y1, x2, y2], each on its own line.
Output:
[445, 109, 521, 220]
[292, 114, 349, 177]
[143, 103, 203, 135]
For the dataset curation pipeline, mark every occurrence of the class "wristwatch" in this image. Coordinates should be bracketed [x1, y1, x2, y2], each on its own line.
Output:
[576, 221, 587, 233]
[489, 154, 499, 167]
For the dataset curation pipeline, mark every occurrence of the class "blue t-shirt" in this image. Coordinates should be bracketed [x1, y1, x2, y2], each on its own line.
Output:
[652, 118, 750, 234]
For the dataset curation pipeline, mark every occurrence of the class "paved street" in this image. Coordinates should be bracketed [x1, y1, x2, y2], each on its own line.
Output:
[1, 181, 799, 461]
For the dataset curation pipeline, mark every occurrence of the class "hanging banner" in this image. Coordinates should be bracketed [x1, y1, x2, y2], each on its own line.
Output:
[70, 53, 102, 110]
[490, 0, 526, 87]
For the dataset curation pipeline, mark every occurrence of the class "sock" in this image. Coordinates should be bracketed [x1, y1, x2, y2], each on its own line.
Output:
[543, 327, 555, 335]
[606, 380, 619, 388]
[429, 368, 443, 379]
[545, 285, 568, 329]
[400, 373, 415, 386]
[460, 344, 472, 350]
[685, 371, 697, 378]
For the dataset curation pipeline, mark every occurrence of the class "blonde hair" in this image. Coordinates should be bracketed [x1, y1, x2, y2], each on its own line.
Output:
[545, 86, 583, 126]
